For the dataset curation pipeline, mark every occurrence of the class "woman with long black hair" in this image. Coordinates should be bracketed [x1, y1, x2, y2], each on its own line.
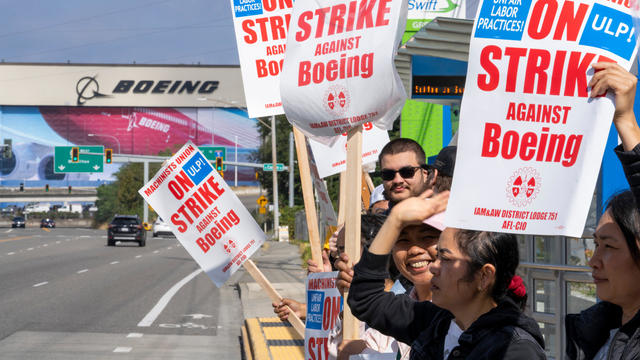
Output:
[565, 63, 640, 360]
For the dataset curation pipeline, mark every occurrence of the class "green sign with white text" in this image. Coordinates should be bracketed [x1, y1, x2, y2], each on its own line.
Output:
[54, 146, 104, 173]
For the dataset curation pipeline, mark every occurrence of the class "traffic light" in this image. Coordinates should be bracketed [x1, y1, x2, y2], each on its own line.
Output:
[71, 147, 79, 163]
[3, 139, 11, 158]
[19, 182, 24, 192]
[105, 148, 113, 164]
[45, 184, 49, 192]
[215, 157, 223, 172]
[68, 185, 72, 194]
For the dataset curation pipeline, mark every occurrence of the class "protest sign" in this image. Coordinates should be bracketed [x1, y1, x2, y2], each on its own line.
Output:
[308, 121, 390, 178]
[307, 142, 338, 227]
[228, 0, 292, 117]
[280, 0, 408, 144]
[446, 0, 639, 237]
[305, 271, 342, 360]
[139, 142, 265, 287]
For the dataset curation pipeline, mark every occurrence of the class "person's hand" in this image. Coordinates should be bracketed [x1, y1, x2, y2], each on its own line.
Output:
[337, 339, 368, 360]
[388, 190, 449, 227]
[590, 62, 637, 121]
[307, 249, 332, 273]
[335, 253, 354, 294]
[272, 298, 306, 322]
[590, 62, 640, 151]
[328, 225, 345, 259]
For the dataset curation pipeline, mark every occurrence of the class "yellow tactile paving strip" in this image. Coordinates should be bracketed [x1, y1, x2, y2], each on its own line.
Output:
[243, 317, 304, 360]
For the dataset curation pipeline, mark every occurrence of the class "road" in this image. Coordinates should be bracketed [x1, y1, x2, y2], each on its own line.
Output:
[0, 227, 243, 359]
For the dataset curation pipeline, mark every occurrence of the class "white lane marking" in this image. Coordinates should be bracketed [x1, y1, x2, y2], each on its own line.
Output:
[27, 247, 34, 251]
[135, 255, 142, 259]
[110, 261, 119, 265]
[153, 250, 159, 254]
[127, 333, 143, 338]
[167, 247, 173, 250]
[137, 269, 202, 327]
[56, 241, 61, 244]
[5, 229, 12, 233]
[7, 252, 15, 255]
[80, 236, 90, 238]
[33, 281, 48, 287]
[77, 269, 89, 274]
[43, 244, 48, 247]
[113, 347, 132, 353]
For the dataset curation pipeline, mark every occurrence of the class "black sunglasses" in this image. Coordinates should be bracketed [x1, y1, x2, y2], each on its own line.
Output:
[380, 165, 426, 181]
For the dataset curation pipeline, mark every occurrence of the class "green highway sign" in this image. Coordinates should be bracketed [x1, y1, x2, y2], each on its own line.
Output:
[263, 163, 285, 172]
[200, 146, 227, 170]
[54, 146, 104, 173]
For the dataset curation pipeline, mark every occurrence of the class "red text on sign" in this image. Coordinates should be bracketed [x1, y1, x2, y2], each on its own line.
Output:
[295, 0, 392, 41]
[481, 123, 583, 167]
[195, 209, 240, 254]
[477, 46, 614, 97]
[170, 176, 226, 232]
[307, 337, 330, 360]
[298, 52, 373, 86]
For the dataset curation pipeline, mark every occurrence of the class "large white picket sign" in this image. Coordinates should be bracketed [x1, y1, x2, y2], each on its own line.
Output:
[229, 0, 292, 118]
[446, 0, 639, 237]
[308, 121, 390, 178]
[139, 142, 265, 287]
[281, 0, 407, 143]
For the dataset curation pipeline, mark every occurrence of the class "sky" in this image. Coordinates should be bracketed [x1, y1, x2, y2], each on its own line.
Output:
[0, 0, 239, 65]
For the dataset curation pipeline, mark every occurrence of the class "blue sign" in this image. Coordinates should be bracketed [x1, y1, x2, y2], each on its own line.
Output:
[183, 152, 213, 186]
[233, 0, 263, 17]
[306, 291, 324, 330]
[580, 4, 636, 61]
[474, 0, 531, 40]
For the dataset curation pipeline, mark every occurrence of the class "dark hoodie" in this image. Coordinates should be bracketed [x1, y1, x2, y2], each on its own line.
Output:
[348, 249, 545, 360]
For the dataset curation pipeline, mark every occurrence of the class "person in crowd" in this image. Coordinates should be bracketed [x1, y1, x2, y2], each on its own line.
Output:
[378, 138, 435, 208]
[347, 190, 546, 359]
[565, 62, 640, 359]
[428, 145, 456, 193]
[337, 211, 444, 359]
[369, 184, 389, 215]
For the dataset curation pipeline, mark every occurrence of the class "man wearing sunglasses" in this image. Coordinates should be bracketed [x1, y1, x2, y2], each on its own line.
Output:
[378, 138, 434, 208]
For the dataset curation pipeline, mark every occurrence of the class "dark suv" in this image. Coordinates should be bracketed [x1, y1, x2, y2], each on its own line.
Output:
[107, 215, 145, 247]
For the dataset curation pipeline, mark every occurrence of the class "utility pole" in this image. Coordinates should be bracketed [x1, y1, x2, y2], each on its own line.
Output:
[271, 115, 279, 241]
[289, 131, 294, 207]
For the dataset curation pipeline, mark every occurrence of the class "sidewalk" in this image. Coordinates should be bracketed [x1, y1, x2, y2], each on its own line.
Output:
[232, 240, 307, 360]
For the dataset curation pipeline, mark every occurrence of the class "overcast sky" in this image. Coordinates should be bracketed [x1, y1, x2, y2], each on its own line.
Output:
[0, 0, 239, 65]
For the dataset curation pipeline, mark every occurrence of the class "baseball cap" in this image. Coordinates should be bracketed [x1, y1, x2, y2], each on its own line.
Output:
[423, 211, 446, 231]
[430, 146, 457, 177]
[369, 184, 386, 206]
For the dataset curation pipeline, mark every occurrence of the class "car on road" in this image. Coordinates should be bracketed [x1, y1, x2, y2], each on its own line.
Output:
[107, 215, 145, 247]
[152, 217, 173, 237]
[11, 216, 25, 228]
[40, 218, 56, 228]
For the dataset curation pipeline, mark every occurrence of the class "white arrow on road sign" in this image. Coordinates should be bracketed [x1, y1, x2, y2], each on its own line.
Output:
[58, 165, 65, 171]
[93, 165, 100, 170]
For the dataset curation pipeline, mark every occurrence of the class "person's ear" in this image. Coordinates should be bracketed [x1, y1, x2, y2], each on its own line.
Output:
[478, 264, 496, 292]
[428, 169, 438, 187]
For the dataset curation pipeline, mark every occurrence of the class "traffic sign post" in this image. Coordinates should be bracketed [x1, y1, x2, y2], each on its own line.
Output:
[54, 146, 104, 173]
[262, 163, 285, 172]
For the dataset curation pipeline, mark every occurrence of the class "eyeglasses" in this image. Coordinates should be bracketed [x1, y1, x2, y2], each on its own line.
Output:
[380, 166, 425, 181]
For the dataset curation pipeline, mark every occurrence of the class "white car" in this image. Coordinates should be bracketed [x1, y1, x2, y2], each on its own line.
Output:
[152, 217, 173, 237]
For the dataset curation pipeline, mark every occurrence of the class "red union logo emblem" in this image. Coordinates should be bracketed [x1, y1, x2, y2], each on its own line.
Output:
[223, 239, 236, 254]
[506, 167, 541, 207]
[322, 85, 350, 116]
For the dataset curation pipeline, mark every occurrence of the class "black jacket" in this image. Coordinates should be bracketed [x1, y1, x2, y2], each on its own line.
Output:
[348, 249, 546, 360]
[566, 301, 640, 360]
[564, 144, 640, 360]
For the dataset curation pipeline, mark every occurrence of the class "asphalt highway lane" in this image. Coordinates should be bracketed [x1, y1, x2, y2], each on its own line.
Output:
[0, 227, 242, 359]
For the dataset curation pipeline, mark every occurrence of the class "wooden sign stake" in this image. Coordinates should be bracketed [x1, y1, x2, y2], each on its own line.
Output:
[343, 125, 363, 340]
[243, 259, 306, 337]
[292, 127, 323, 267]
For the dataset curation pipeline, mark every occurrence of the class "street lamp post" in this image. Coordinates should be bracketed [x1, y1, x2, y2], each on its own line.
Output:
[88, 133, 121, 154]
